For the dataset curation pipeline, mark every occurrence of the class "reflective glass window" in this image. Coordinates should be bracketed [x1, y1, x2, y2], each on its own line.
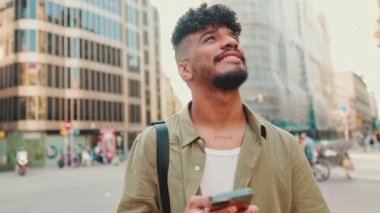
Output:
[16, 0, 37, 19]
[20, 30, 27, 51]
[29, 0, 37, 19]
[29, 30, 37, 52]
[127, 29, 139, 50]
[46, 1, 53, 22]
[70, 67, 80, 89]
[128, 53, 139, 72]
[69, 7, 75, 27]
[16, 30, 37, 52]
[70, 37, 79, 58]
[126, 6, 137, 26]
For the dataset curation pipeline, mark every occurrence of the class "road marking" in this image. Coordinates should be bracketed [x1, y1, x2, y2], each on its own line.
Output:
[350, 152, 380, 161]
[331, 169, 380, 182]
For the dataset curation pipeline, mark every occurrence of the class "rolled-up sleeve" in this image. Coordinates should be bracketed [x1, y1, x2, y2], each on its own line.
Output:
[117, 127, 160, 213]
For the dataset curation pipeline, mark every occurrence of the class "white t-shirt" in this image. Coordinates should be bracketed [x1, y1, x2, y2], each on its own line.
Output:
[200, 147, 241, 196]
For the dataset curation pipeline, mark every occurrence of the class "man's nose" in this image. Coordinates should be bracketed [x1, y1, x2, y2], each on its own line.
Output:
[220, 36, 238, 49]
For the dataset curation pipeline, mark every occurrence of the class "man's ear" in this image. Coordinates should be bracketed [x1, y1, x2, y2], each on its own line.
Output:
[178, 61, 192, 81]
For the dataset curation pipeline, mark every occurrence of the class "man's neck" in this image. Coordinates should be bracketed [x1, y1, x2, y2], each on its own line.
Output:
[190, 91, 246, 130]
[189, 91, 247, 149]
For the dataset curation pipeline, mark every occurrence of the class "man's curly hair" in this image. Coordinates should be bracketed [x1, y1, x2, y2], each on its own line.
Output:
[171, 3, 241, 48]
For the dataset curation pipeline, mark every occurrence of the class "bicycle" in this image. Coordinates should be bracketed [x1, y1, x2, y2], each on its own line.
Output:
[311, 154, 330, 182]
[312, 144, 354, 181]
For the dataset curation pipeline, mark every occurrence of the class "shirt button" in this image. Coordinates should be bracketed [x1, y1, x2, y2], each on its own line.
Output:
[197, 139, 203, 144]
[194, 166, 200, 171]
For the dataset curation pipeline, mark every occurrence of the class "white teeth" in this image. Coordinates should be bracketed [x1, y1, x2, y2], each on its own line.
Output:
[221, 56, 240, 61]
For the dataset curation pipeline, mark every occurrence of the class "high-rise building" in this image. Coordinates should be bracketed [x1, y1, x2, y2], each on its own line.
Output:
[0, 0, 163, 168]
[208, 0, 336, 134]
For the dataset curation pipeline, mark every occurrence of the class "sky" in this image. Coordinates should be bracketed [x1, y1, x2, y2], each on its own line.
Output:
[151, 0, 380, 111]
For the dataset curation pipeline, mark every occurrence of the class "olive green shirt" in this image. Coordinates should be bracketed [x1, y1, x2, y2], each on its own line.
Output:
[117, 103, 329, 213]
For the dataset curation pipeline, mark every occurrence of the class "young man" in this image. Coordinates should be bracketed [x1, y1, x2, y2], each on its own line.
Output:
[117, 3, 329, 213]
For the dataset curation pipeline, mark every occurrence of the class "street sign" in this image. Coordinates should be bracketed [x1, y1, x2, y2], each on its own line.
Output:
[338, 102, 348, 116]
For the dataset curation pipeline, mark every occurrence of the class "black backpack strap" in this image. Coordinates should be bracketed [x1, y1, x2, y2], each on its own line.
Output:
[152, 121, 171, 213]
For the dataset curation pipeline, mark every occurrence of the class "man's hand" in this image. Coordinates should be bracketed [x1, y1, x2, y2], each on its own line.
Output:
[184, 195, 259, 213]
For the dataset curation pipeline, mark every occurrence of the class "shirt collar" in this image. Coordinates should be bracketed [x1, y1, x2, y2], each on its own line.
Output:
[178, 102, 266, 148]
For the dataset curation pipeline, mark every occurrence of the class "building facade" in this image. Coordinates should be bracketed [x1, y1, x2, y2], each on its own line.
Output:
[161, 75, 182, 119]
[334, 71, 372, 138]
[0, 0, 163, 169]
[375, 0, 380, 47]
[209, 0, 336, 135]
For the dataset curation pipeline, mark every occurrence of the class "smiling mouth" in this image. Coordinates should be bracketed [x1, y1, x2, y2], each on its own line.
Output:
[214, 51, 245, 64]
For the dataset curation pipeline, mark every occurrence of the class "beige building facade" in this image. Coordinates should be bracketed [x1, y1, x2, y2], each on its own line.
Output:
[0, 0, 164, 168]
[334, 71, 372, 137]
[162, 75, 182, 119]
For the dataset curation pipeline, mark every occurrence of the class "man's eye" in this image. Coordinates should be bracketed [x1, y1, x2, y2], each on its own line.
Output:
[204, 36, 216, 42]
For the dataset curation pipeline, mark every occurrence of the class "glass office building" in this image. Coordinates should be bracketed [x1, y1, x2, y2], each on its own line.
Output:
[0, 0, 163, 168]
[209, 0, 336, 134]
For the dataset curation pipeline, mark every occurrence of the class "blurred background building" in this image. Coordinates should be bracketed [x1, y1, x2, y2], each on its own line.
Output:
[375, 0, 380, 47]
[0, 0, 378, 169]
[334, 71, 372, 137]
[0, 0, 181, 169]
[208, 0, 336, 136]
[162, 75, 183, 119]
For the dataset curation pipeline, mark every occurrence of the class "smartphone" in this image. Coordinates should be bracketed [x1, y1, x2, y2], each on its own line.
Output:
[209, 188, 254, 211]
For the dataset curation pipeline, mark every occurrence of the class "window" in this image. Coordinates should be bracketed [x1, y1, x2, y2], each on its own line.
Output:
[70, 37, 79, 58]
[47, 97, 53, 120]
[129, 104, 141, 123]
[70, 67, 80, 89]
[144, 50, 149, 65]
[143, 31, 148, 45]
[126, 6, 138, 26]
[18, 97, 27, 120]
[128, 79, 141, 97]
[128, 53, 139, 72]
[127, 30, 139, 50]
[143, 11, 148, 26]
[16, 0, 37, 19]
[54, 34, 60, 56]
[47, 32, 53, 54]
[15, 30, 38, 52]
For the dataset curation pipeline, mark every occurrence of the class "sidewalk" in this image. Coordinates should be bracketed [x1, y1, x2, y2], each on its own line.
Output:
[0, 162, 126, 179]
[330, 147, 380, 182]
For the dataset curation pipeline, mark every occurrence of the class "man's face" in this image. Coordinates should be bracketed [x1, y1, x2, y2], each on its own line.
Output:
[180, 26, 247, 91]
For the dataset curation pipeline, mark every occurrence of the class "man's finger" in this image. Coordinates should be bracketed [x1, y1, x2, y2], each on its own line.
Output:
[188, 196, 210, 209]
[245, 205, 259, 213]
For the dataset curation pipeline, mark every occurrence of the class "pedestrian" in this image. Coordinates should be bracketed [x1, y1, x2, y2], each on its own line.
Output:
[364, 132, 378, 151]
[300, 132, 316, 165]
[117, 3, 329, 213]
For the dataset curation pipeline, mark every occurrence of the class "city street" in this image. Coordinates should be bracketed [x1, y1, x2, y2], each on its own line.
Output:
[320, 149, 380, 213]
[0, 150, 379, 213]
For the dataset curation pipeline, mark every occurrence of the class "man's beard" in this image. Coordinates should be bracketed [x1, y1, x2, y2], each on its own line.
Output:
[212, 69, 248, 91]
